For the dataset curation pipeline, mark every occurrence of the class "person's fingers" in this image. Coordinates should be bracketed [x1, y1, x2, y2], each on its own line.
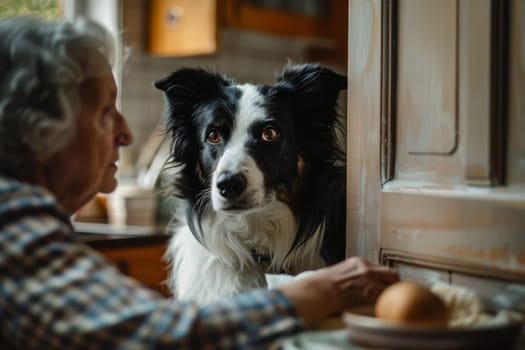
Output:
[323, 256, 399, 289]
[341, 263, 398, 282]
[340, 272, 396, 296]
[382, 272, 400, 283]
[370, 267, 400, 283]
[363, 283, 384, 301]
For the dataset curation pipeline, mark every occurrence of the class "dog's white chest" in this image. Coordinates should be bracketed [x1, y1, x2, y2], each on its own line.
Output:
[165, 202, 326, 304]
[166, 225, 268, 303]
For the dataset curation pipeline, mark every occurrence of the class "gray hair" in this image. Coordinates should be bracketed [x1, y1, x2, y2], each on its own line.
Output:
[0, 16, 115, 179]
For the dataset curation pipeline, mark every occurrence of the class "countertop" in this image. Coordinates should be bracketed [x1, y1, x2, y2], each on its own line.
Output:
[73, 221, 171, 249]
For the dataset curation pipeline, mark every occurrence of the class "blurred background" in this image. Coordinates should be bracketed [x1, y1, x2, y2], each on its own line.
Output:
[0, 0, 348, 225]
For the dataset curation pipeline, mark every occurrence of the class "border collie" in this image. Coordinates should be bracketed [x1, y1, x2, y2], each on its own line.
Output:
[154, 63, 347, 304]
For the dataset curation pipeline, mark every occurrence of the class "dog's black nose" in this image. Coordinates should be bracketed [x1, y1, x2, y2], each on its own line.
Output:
[216, 172, 247, 199]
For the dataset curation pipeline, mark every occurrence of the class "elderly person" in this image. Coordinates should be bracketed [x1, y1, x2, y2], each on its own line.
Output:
[0, 16, 399, 350]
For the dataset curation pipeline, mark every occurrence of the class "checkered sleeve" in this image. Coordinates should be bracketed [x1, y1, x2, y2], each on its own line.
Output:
[0, 179, 304, 350]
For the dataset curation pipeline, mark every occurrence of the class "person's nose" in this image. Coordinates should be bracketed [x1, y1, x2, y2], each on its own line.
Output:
[116, 111, 134, 146]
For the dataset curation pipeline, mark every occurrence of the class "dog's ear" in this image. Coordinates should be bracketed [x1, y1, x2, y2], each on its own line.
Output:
[154, 67, 230, 108]
[153, 68, 230, 165]
[276, 63, 347, 122]
[277, 63, 347, 163]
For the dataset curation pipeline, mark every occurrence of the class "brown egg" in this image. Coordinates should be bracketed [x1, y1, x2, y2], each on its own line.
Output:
[375, 281, 448, 327]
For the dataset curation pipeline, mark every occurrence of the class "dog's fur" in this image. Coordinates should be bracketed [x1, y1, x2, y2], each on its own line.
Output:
[154, 63, 347, 304]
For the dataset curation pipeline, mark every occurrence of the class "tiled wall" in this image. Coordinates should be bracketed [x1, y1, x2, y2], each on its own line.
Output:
[119, 0, 346, 177]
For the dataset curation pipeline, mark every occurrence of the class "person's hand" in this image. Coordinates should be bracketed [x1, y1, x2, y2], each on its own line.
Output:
[316, 256, 400, 309]
[277, 256, 399, 327]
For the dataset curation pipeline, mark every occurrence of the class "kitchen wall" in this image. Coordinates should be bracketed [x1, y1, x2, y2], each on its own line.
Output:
[117, 0, 347, 177]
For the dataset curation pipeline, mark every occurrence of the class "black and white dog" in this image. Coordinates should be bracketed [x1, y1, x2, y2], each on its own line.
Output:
[154, 63, 347, 304]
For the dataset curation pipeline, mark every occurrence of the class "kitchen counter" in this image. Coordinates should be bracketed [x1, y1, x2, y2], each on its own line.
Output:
[73, 221, 171, 295]
[74, 221, 171, 249]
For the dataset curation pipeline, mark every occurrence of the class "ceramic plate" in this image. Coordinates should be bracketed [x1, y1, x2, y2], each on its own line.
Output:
[343, 306, 523, 350]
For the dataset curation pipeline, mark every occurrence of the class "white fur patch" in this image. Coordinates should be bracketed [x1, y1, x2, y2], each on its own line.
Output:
[166, 199, 327, 304]
[211, 84, 267, 210]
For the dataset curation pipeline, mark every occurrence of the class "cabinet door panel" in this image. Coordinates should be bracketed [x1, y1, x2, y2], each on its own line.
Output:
[347, 0, 525, 285]
[397, 0, 457, 156]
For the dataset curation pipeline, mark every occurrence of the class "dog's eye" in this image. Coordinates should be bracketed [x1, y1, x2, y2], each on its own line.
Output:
[206, 129, 222, 144]
[261, 126, 279, 142]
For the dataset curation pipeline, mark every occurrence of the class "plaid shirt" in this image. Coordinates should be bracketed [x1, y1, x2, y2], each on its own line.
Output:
[0, 177, 303, 349]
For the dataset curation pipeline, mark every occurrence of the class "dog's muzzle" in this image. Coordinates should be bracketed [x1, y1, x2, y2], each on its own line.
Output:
[216, 171, 247, 199]
[212, 155, 265, 210]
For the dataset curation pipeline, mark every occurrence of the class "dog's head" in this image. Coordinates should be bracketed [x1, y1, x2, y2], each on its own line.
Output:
[154, 63, 346, 214]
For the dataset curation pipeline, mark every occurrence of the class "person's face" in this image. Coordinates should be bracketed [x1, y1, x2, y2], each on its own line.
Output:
[39, 55, 133, 213]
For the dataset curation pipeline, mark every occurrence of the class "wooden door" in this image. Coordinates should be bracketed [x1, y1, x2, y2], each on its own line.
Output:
[347, 0, 525, 295]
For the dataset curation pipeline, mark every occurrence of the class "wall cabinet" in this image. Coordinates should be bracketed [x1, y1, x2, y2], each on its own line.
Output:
[146, 0, 348, 62]
[220, 0, 348, 63]
[148, 0, 218, 56]
[220, 0, 347, 43]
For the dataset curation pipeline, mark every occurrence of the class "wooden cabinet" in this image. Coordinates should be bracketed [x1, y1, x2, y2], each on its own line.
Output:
[220, 0, 348, 63]
[148, 0, 218, 56]
[220, 0, 346, 42]
[145, 0, 348, 62]
[95, 240, 171, 296]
